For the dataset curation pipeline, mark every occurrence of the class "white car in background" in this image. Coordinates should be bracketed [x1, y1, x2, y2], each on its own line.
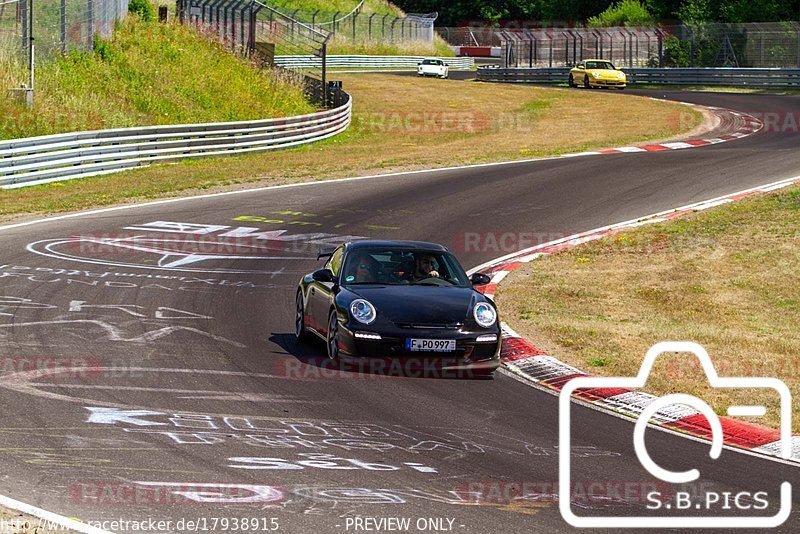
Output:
[417, 58, 449, 79]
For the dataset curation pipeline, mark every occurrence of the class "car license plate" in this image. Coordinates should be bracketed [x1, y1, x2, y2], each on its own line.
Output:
[406, 339, 456, 352]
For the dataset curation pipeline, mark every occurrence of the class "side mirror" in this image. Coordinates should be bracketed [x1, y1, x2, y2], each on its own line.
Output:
[471, 273, 492, 286]
[312, 269, 336, 283]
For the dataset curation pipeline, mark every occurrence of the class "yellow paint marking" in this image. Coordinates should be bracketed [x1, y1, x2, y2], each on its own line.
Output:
[365, 225, 400, 231]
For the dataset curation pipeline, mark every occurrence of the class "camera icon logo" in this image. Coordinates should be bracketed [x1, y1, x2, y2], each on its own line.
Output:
[559, 341, 792, 528]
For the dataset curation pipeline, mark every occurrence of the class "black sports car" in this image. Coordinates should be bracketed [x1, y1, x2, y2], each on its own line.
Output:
[295, 240, 502, 377]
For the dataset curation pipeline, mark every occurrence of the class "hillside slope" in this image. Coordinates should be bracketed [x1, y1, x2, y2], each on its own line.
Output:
[0, 16, 315, 140]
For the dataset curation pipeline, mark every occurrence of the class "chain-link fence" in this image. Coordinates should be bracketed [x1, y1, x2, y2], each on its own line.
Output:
[181, 0, 342, 106]
[281, 6, 437, 47]
[493, 22, 800, 68]
[1, 0, 127, 98]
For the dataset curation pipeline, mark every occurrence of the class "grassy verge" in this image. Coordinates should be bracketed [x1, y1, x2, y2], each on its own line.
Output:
[328, 37, 454, 57]
[268, 0, 399, 16]
[0, 74, 701, 221]
[629, 84, 800, 94]
[0, 17, 314, 139]
[497, 185, 800, 431]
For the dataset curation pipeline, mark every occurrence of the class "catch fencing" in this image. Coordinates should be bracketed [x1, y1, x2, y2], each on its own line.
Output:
[477, 66, 800, 87]
[0, 92, 352, 188]
[180, 0, 333, 105]
[0, 0, 128, 95]
[280, 5, 437, 46]
[438, 22, 800, 69]
[274, 54, 474, 69]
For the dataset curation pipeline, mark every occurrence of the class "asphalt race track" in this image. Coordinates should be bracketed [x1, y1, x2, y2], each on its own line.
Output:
[0, 88, 799, 533]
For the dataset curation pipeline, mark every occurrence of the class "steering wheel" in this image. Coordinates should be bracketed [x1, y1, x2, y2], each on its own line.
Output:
[415, 276, 451, 287]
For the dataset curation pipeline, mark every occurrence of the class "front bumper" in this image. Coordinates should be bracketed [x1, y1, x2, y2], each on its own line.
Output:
[338, 323, 501, 371]
[590, 78, 626, 87]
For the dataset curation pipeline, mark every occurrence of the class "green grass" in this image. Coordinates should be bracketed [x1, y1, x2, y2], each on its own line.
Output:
[0, 16, 315, 139]
[498, 184, 800, 431]
[328, 37, 454, 57]
[268, 0, 453, 57]
[268, 0, 401, 17]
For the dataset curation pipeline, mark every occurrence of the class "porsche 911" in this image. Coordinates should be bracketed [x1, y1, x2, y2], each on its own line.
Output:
[295, 240, 501, 377]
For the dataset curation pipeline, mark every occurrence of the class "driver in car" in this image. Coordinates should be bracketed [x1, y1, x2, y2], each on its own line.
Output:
[411, 253, 440, 281]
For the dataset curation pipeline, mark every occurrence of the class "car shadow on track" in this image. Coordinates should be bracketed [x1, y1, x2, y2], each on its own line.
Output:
[269, 333, 493, 381]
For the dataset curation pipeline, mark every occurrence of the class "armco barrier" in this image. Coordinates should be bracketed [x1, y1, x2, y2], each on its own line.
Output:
[275, 55, 475, 69]
[477, 66, 800, 87]
[0, 93, 352, 189]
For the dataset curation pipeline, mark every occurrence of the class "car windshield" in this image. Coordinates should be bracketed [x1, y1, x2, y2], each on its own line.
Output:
[342, 248, 471, 287]
[422, 59, 442, 65]
[586, 61, 615, 70]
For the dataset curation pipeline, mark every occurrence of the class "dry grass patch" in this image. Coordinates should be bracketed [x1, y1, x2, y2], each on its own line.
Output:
[497, 185, 800, 431]
[0, 74, 700, 221]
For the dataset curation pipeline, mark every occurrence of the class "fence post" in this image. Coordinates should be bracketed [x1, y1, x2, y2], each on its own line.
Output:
[657, 29, 663, 67]
[248, 6, 256, 54]
[368, 13, 374, 40]
[87, 0, 93, 49]
[21, 0, 27, 59]
[352, 12, 356, 41]
[797, 27, 800, 68]
[60, 0, 66, 54]
[311, 9, 317, 28]
[381, 13, 388, 38]
[321, 41, 327, 107]
[332, 11, 339, 33]
[528, 39, 533, 67]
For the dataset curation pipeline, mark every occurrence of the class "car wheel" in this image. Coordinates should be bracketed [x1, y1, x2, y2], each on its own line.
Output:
[326, 310, 340, 360]
[568, 74, 575, 87]
[583, 76, 590, 89]
[295, 290, 309, 342]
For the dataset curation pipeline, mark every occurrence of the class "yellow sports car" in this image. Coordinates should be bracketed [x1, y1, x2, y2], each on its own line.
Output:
[568, 59, 626, 89]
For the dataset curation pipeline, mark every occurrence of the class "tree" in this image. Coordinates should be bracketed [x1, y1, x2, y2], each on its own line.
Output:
[588, 0, 656, 26]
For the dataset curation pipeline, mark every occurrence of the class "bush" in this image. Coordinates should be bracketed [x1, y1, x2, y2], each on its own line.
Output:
[128, 0, 154, 22]
[588, 0, 654, 27]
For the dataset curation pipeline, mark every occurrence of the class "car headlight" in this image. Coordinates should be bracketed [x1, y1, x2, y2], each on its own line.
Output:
[591, 71, 602, 78]
[473, 302, 497, 328]
[350, 299, 376, 324]
[618, 72, 625, 79]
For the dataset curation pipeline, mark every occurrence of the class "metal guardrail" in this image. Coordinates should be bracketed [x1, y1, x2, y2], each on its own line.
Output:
[0, 92, 352, 189]
[477, 66, 800, 87]
[275, 55, 475, 69]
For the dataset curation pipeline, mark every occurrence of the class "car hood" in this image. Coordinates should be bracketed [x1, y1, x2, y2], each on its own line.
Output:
[589, 68, 624, 77]
[347, 285, 481, 326]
